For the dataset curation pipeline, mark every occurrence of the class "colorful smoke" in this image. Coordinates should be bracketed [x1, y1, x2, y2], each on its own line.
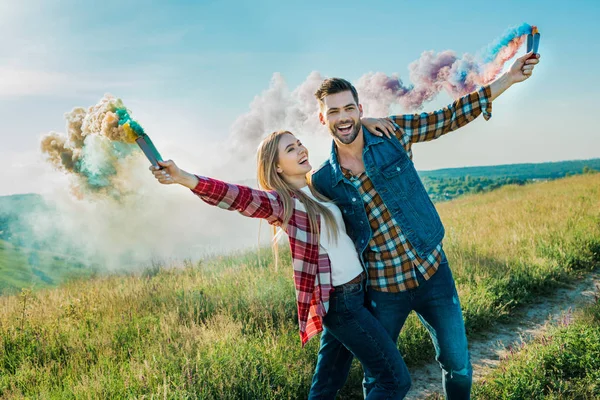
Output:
[228, 23, 538, 157]
[40, 95, 144, 197]
[357, 23, 536, 112]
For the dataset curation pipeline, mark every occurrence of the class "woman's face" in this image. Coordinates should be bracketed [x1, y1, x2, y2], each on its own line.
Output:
[276, 133, 311, 178]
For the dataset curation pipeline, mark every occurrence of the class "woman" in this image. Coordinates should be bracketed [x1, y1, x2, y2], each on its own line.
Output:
[150, 120, 409, 399]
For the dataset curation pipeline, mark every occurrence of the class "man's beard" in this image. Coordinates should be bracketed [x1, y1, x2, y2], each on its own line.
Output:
[331, 119, 362, 145]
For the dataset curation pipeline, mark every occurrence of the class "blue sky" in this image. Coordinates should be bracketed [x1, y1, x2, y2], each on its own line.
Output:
[1, 0, 599, 195]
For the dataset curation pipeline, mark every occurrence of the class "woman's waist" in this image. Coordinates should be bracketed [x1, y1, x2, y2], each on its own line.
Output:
[333, 271, 367, 292]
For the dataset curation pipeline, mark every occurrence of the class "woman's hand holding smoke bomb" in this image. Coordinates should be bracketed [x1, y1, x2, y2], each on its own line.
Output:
[149, 160, 199, 189]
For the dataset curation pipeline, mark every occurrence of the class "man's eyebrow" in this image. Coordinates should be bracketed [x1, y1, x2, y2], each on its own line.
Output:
[328, 103, 356, 111]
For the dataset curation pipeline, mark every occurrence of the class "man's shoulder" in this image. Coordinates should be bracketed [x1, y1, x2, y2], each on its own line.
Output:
[313, 160, 331, 175]
[312, 160, 332, 178]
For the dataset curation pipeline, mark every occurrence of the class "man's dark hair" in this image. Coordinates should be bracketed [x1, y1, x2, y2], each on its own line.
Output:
[314, 78, 359, 108]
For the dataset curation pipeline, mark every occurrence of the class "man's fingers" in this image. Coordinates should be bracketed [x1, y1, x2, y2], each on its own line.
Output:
[519, 51, 534, 62]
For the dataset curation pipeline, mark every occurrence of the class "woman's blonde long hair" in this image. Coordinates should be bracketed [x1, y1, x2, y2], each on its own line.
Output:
[257, 131, 339, 264]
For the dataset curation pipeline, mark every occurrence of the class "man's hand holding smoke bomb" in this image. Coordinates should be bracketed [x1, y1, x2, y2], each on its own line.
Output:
[150, 160, 199, 189]
[508, 51, 540, 84]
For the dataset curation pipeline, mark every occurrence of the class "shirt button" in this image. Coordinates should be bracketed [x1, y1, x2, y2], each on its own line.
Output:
[396, 166, 401, 171]
[352, 198, 357, 202]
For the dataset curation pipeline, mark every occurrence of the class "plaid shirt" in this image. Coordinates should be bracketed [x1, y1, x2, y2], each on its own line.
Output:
[191, 176, 333, 346]
[342, 85, 492, 292]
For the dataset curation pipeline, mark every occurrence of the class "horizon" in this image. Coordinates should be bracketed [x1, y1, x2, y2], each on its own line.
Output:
[2, 156, 598, 198]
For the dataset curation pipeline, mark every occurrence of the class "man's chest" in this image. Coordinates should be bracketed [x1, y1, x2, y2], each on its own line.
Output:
[340, 159, 366, 176]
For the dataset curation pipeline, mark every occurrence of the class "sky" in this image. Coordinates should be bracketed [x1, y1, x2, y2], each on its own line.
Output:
[1, 0, 600, 196]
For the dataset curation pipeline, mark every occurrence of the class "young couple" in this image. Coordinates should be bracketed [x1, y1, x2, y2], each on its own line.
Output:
[151, 52, 540, 399]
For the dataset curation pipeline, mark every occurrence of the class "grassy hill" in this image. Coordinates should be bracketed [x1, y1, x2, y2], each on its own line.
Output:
[0, 239, 95, 295]
[418, 157, 600, 180]
[473, 295, 600, 399]
[1, 159, 598, 295]
[0, 173, 598, 399]
[419, 158, 600, 202]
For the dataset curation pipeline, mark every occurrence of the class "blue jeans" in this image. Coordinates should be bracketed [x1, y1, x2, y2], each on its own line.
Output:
[310, 258, 472, 399]
[308, 277, 411, 400]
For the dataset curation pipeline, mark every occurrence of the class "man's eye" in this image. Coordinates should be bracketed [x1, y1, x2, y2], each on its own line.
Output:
[328, 110, 338, 115]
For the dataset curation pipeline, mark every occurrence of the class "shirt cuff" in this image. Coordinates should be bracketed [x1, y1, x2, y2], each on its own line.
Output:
[190, 175, 210, 195]
[478, 85, 493, 121]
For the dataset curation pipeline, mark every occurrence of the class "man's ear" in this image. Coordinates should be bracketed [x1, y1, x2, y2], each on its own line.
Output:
[359, 103, 363, 118]
[318, 111, 326, 126]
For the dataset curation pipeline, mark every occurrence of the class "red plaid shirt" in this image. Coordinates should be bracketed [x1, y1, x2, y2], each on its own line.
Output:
[191, 176, 333, 346]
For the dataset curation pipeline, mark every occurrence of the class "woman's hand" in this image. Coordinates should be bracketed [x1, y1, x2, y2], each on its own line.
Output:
[361, 117, 398, 138]
[149, 160, 198, 189]
[150, 160, 180, 185]
[150, 160, 198, 188]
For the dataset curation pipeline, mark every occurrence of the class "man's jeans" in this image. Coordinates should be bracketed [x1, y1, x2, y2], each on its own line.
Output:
[309, 259, 472, 399]
[308, 278, 411, 399]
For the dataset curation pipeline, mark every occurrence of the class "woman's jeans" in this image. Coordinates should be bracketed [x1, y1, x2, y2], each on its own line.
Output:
[308, 276, 411, 399]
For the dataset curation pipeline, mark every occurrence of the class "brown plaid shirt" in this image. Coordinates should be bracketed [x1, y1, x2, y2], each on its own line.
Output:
[342, 85, 492, 292]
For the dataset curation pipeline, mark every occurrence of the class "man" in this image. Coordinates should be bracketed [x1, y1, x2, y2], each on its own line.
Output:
[308, 51, 540, 399]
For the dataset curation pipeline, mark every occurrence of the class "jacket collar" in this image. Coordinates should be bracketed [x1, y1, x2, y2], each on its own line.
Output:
[327, 126, 384, 185]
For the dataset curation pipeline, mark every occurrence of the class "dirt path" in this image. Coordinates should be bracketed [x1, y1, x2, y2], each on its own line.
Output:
[404, 270, 600, 400]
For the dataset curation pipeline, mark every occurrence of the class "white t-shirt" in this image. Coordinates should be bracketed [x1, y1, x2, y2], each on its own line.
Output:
[300, 185, 364, 286]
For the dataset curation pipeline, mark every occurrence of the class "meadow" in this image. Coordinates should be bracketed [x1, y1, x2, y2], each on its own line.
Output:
[0, 173, 599, 399]
[472, 292, 600, 399]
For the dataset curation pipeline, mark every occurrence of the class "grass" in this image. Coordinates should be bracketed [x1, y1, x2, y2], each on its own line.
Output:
[0, 173, 599, 399]
[473, 291, 600, 399]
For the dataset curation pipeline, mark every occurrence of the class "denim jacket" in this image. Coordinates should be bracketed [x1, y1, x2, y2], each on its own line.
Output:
[311, 128, 444, 264]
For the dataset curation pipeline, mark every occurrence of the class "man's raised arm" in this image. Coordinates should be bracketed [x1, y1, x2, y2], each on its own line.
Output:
[392, 51, 540, 145]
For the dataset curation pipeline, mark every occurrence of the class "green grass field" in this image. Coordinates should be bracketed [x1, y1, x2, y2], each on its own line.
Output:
[472, 294, 600, 399]
[0, 173, 599, 399]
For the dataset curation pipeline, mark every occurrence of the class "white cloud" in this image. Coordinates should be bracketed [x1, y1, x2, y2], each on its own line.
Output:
[0, 67, 72, 96]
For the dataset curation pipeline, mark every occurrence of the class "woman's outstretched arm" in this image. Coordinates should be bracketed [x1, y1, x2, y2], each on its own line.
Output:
[150, 160, 284, 226]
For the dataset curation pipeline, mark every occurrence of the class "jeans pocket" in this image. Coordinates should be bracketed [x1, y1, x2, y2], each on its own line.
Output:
[343, 284, 365, 313]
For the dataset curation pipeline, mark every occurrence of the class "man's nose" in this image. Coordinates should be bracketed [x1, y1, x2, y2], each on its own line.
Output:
[340, 109, 351, 119]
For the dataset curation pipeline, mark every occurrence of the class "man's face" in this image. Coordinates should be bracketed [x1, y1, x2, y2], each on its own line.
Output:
[319, 91, 363, 145]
